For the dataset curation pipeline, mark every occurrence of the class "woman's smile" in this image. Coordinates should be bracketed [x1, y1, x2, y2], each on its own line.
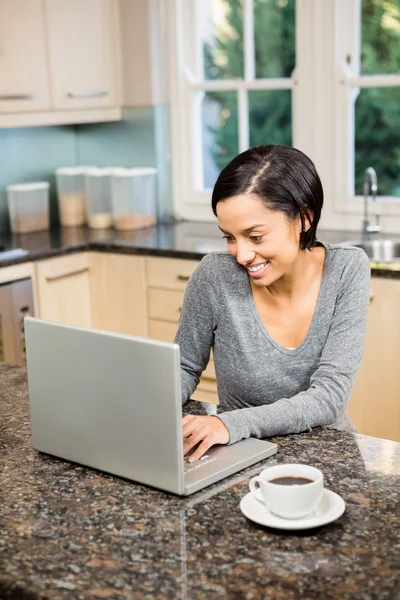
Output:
[247, 261, 270, 278]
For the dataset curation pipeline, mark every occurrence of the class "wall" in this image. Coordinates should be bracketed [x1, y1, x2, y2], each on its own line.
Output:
[0, 106, 173, 232]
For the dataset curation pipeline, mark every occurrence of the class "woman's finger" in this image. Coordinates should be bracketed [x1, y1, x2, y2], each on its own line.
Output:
[182, 415, 206, 439]
[183, 425, 210, 455]
[187, 438, 214, 462]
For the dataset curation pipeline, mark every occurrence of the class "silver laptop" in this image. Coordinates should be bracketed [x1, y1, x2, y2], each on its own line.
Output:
[24, 317, 277, 496]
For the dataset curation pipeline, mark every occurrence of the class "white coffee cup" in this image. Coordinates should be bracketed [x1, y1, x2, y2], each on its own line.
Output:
[249, 463, 324, 520]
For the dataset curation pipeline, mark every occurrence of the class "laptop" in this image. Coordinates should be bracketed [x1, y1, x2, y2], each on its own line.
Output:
[24, 317, 277, 496]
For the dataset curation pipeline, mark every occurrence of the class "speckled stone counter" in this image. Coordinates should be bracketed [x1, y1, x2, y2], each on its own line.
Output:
[0, 221, 400, 278]
[1, 364, 399, 600]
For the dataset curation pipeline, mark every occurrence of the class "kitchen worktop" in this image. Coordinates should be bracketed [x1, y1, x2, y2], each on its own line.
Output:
[0, 221, 400, 278]
[1, 363, 399, 599]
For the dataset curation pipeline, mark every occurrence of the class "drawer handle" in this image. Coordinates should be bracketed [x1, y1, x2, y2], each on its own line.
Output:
[67, 91, 108, 99]
[369, 292, 375, 302]
[0, 94, 37, 100]
[46, 267, 89, 282]
[177, 274, 190, 281]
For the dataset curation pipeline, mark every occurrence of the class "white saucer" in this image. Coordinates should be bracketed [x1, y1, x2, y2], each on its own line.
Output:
[240, 488, 346, 531]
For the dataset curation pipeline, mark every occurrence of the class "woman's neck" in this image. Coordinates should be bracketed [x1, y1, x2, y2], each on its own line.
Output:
[253, 245, 326, 303]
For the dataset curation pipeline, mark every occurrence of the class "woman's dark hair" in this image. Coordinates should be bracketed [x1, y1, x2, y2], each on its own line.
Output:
[211, 144, 323, 250]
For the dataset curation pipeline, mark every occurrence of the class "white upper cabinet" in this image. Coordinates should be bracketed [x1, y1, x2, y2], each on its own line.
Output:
[0, 0, 51, 113]
[45, 0, 119, 110]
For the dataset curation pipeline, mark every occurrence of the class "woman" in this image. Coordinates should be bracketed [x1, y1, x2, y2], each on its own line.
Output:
[177, 145, 370, 463]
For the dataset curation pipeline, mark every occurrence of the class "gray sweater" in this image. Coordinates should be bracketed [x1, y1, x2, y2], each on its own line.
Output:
[175, 243, 371, 444]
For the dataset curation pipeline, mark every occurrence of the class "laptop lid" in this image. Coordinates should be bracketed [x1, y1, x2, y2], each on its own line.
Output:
[24, 317, 186, 495]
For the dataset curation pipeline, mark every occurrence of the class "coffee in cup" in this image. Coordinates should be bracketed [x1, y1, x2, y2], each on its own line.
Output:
[249, 463, 324, 519]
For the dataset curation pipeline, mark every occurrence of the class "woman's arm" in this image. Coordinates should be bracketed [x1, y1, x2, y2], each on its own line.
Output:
[217, 249, 371, 444]
[174, 255, 216, 405]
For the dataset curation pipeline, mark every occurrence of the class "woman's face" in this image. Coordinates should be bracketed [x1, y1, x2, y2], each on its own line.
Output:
[216, 193, 304, 287]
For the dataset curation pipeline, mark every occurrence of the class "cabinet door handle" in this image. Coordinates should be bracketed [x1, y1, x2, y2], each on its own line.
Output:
[369, 291, 375, 302]
[67, 91, 108, 99]
[177, 274, 190, 282]
[45, 267, 89, 282]
[0, 94, 37, 100]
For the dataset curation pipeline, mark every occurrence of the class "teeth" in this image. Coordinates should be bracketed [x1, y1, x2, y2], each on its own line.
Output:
[248, 262, 267, 273]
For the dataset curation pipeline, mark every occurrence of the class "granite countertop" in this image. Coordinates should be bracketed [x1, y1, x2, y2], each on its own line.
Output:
[1, 364, 399, 599]
[0, 221, 400, 278]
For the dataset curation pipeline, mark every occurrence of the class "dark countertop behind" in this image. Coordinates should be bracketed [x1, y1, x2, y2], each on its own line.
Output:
[1, 364, 400, 599]
[1, 221, 400, 278]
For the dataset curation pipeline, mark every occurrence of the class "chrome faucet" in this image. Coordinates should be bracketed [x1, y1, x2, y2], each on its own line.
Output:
[362, 166, 380, 239]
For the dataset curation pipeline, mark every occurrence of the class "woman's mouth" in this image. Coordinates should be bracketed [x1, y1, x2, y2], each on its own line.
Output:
[247, 261, 270, 278]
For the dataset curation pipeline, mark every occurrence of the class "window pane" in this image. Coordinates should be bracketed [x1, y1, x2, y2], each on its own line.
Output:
[201, 0, 244, 80]
[355, 87, 400, 196]
[249, 90, 292, 147]
[254, 0, 295, 79]
[361, 0, 400, 75]
[201, 92, 239, 188]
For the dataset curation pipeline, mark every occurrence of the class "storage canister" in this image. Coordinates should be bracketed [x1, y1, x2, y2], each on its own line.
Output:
[84, 167, 113, 229]
[111, 167, 157, 231]
[7, 182, 50, 234]
[56, 166, 91, 227]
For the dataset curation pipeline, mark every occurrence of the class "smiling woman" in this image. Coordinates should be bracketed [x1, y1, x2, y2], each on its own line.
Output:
[176, 145, 371, 463]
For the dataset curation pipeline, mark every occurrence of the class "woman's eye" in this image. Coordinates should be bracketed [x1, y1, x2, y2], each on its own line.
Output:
[250, 235, 263, 243]
[222, 235, 235, 243]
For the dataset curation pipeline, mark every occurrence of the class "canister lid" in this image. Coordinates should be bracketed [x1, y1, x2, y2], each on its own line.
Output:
[112, 167, 157, 177]
[85, 167, 115, 177]
[7, 181, 50, 191]
[56, 166, 94, 175]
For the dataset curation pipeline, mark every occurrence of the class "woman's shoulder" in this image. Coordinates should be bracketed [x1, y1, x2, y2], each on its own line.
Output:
[321, 242, 371, 294]
[321, 241, 370, 272]
[196, 251, 241, 273]
[189, 252, 245, 288]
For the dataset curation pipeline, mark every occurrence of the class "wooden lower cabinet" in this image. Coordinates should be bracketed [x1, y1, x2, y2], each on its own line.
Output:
[35, 252, 148, 338]
[348, 278, 400, 442]
[89, 253, 148, 337]
[149, 319, 177, 343]
[146, 256, 218, 404]
[35, 253, 92, 327]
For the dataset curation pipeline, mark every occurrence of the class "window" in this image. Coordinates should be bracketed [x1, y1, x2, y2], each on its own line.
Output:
[170, 0, 295, 217]
[355, 0, 400, 197]
[334, 0, 400, 222]
[169, 0, 400, 228]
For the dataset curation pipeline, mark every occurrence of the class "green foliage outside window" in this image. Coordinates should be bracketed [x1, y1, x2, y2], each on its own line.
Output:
[204, 0, 400, 196]
[356, 0, 400, 196]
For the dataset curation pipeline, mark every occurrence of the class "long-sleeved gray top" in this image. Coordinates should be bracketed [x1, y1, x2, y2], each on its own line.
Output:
[175, 242, 371, 445]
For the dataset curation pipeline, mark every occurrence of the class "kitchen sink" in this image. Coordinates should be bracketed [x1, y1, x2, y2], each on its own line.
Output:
[352, 240, 400, 261]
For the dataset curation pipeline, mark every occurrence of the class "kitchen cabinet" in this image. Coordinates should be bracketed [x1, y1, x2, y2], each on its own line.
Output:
[0, 0, 121, 127]
[35, 253, 92, 328]
[35, 251, 148, 336]
[89, 252, 148, 337]
[146, 256, 218, 405]
[348, 277, 400, 442]
[0, 279, 34, 367]
[45, 0, 120, 111]
[0, 0, 50, 114]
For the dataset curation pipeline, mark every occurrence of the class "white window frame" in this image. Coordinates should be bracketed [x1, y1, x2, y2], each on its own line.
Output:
[169, 0, 304, 221]
[167, 0, 400, 232]
[333, 0, 400, 231]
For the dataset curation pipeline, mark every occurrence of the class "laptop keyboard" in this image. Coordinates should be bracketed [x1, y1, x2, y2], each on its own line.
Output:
[183, 453, 217, 474]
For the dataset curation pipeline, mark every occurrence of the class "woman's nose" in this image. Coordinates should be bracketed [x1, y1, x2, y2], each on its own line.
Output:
[235, 241, 256, 265]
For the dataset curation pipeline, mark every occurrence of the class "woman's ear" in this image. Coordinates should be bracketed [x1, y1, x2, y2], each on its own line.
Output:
[303, 211, 314, 232]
